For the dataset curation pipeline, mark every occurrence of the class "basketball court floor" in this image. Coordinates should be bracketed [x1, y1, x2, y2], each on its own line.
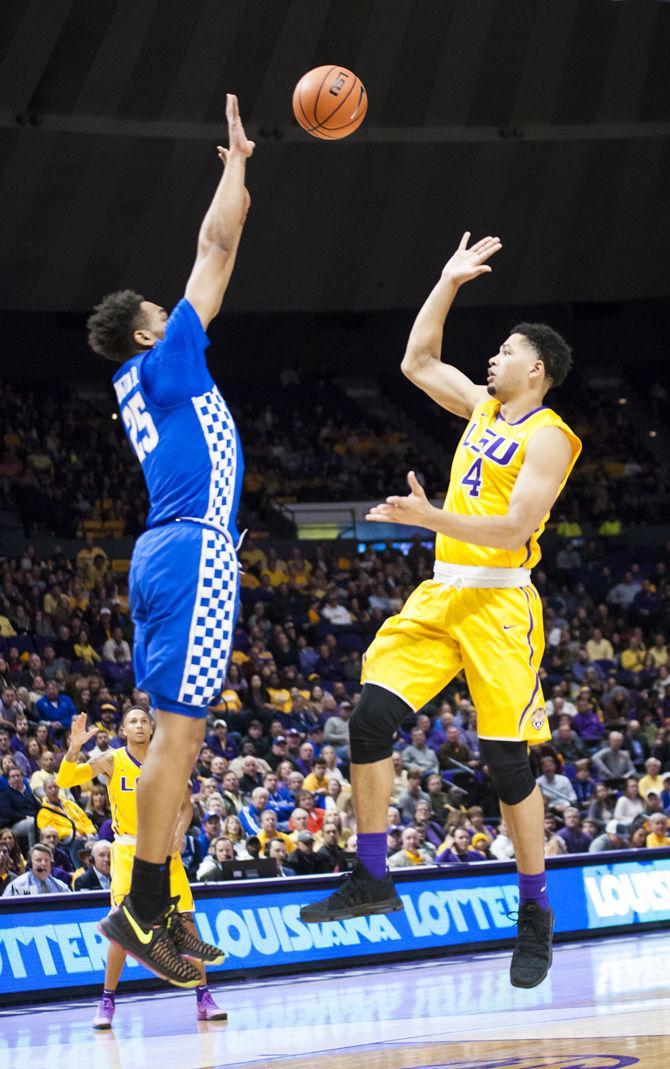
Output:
[4, 930, 669, 1069]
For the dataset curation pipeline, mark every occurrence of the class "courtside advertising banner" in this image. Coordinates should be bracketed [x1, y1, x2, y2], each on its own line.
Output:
[2, 850, 670, 1001]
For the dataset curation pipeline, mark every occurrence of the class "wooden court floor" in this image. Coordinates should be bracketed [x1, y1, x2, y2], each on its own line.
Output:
[3, 931, 669, 1069]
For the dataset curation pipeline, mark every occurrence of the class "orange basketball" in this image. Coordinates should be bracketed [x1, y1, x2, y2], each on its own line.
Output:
[292, 66, 367, 140]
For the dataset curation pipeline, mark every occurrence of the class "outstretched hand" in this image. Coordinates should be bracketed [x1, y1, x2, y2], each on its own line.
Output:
[216, 93, 255, 163]
[365, 471, 435, 528]
[69, 712, 98, 751]
[442, 231, 502, 287]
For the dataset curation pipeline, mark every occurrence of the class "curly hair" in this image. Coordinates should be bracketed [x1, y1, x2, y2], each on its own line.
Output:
[86, 289, 146, 362]
[511, 322, 573, 392]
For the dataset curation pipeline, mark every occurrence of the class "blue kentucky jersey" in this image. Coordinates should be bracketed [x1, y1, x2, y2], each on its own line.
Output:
[112, 298, 244, 540]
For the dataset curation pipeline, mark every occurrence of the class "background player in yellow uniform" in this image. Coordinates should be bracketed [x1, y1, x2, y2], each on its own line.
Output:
[57, 710, 227, 1025]
[301, 232, 581, 990]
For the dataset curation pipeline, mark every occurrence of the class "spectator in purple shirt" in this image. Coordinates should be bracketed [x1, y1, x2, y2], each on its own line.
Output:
[101, 650, 134, 693]
[572, 697, 605, 746]
[206, 720, 239, 761]
[313, 642, 343, 682]
[10, 713, 31, 758]
[437, 827, 487, 864]
[412, 799, 445, 851]
[556, 807, 593, 854]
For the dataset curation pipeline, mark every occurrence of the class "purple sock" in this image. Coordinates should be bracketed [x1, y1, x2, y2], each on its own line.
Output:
[102, 988, 116, 1002]
[357, 832, 387, 881]
[196, 985, 208, 1003]
[518, 870, 549, 912]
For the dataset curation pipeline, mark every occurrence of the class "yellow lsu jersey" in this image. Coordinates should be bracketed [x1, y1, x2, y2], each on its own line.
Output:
[108, 747, 142, 838]
[436, 399, 581, 570]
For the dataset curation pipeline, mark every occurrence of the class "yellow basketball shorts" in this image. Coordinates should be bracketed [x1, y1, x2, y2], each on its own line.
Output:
[361, 579, 549, 743]
[110, 841, 194, 913]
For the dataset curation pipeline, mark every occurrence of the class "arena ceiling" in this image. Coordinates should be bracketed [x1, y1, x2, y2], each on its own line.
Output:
[1, 0, 669, 315]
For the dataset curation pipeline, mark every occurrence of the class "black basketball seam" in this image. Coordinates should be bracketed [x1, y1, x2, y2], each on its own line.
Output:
[297, 66, 337, 134]
[312, 65, 338, 129]
[316, 70, 359, 128]
[321, 85, 367, 131]
[297, 90, 319, 133]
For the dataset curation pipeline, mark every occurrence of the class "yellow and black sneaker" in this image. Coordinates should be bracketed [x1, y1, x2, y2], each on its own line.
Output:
[168, 910, 226, 966]
[98, 903, 201, 988]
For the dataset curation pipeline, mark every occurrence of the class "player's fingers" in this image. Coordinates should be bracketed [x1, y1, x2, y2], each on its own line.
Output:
[478, 245, 500, 262]
[472, 236, 499, 254]
[458, 231, 471, 250]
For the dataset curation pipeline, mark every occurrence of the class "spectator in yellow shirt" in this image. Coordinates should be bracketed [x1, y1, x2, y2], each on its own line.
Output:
[257, 810, 295, 855]
[262, 548, 288, 587]
[73, 629, 101, 666]
[646, 813, 670, 848]
[267, 672, 292, 714]
[647, 635, 668, 671]
[620, 637, 646, 674]
[585, 628, 614, 662]
[639, 758, 664, 800]
[303, 758, 329, 795]
[36, 777, 96, 863]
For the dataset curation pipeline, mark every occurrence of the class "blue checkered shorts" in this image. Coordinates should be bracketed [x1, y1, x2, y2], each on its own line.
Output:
[129, 521, 239, 717]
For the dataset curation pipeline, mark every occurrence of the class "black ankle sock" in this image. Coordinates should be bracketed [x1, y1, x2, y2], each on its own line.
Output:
[127, 858, 167, 925]
[163, 856, 171, 901]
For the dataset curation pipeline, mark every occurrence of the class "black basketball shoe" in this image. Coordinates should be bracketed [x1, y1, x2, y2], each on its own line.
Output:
[509, 902, 554, 988]
[98, 902, 201, 988]
[168, 909, 225, 965]
[299, 860, 404, 923]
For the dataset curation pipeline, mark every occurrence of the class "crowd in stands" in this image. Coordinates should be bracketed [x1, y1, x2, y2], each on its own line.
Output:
[1, 521, 668, 894]
[2, 372, 666, 541]
[0, 378, 444, 540]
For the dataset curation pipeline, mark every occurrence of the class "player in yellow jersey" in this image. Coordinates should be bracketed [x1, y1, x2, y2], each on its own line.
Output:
[57, 710, 227, 1025]
[301, 233, 581, 990]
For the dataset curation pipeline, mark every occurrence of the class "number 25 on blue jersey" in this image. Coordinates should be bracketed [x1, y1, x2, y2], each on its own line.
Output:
[122, 393, 159, 463]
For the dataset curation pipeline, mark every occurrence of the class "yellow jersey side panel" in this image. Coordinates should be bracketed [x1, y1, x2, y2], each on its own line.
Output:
[107, 747, 142, 837]
[435, 399, 581, 569]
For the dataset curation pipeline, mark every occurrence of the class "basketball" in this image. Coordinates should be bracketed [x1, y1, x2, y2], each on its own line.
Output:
[292, 65, 367, 140]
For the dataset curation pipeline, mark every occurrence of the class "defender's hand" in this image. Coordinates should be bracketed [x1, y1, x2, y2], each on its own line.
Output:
[441, 232, 502, 286]
[366, 471, 435, 528]
[217, 93, 255, 160]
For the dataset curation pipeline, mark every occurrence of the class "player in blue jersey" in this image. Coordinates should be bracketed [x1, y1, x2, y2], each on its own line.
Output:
[86, 95, 254, 987]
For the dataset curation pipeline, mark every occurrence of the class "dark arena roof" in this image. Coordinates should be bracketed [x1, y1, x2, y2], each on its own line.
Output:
[1, 0, 669, 315]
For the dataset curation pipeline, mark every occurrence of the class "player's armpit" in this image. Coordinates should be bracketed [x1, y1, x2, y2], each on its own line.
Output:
[401, 354, 489, 419]
[505, 426, 573, 549]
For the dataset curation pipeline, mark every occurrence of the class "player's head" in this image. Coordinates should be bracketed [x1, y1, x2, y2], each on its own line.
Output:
[87, 290, 168, 362]
[487, 324, 572, 400]
[121, 706, 154, 744]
